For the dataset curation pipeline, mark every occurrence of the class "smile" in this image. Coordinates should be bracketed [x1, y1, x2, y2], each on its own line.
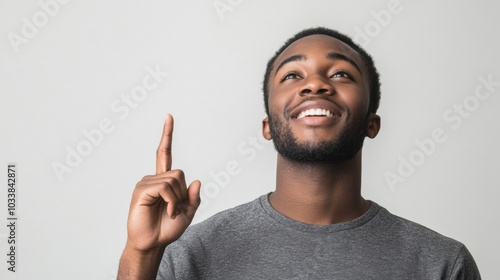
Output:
[296, 108, 335, 119]
[290, 99, 342, 121]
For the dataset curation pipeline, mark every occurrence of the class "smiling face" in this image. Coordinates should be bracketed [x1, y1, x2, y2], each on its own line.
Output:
[263, 35, 380, 163]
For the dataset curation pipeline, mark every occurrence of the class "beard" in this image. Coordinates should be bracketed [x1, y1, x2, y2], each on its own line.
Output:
[268, 111, 369, 163]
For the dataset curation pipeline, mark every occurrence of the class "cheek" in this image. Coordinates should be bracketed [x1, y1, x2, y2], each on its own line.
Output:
[337, 85, 370, 114]
[268, 90, 294, 114]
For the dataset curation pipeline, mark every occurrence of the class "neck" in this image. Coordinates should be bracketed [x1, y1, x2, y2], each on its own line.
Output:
[269, 152, 369, 225]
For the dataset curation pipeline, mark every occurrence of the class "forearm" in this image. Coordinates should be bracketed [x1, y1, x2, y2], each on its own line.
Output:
[118, 246, 165, 280]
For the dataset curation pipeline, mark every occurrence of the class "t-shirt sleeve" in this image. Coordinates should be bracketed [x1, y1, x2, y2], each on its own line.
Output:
[449, 245, 481, 280]
[156, 237, 203, 280]
[156, 248, 176, 280]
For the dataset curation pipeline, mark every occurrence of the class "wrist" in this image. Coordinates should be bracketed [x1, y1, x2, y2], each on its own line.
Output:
[123, 242, 166, 258]
[118, 246, 166, 280]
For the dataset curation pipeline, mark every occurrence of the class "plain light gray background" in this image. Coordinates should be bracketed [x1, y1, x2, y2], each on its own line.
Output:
[1, 0, 498, 279]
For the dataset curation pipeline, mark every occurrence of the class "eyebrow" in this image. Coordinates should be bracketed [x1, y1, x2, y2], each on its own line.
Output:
[273, 52, 362, 77]
[274, 54, 306, 76]
[326, 52, 362, 75]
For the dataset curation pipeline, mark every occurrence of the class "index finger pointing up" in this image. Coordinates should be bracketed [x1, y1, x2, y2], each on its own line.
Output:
[156, 114, 174, 174]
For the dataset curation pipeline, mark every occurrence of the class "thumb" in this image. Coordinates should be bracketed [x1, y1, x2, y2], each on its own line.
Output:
[187, 180, 201, 210]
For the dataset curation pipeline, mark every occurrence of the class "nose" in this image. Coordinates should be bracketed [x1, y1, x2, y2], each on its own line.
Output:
[299, 74, 334, 96]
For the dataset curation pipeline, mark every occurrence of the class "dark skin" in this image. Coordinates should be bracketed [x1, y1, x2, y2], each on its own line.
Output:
[262, 35, 381, 225]
[118, 34, 381, 279]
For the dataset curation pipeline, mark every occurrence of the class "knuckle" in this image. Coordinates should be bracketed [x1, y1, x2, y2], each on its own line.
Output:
[157, 181, 171, 192]
[132, 183, 147, 198]
[156, 147, 165, 155]
[141, 175, 152, 181]
[171, 169, 185, 179]
[163, 176, 177, 185]
[159, 181, 179, 195]
[157, 146, 171, 154]
[135, 179, 146, 189]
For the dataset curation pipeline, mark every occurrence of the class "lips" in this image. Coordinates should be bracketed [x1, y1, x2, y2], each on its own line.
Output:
[290, 99, 342, 120]
[297, 108, 334, 119]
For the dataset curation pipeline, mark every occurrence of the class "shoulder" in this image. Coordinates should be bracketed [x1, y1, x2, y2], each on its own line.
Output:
[367, 204, 481, 278]
[376, 205, 480, 270]
[375, 206, 464, 250]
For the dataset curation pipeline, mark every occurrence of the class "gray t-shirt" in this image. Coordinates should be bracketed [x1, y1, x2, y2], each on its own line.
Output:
[157, 194, 481, 279]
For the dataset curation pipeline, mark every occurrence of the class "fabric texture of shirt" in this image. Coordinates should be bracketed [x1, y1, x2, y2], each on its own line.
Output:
[157, 194, 481, 279]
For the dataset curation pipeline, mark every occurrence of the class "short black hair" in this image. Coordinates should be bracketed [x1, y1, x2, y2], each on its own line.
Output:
[262, 27, 381, 115]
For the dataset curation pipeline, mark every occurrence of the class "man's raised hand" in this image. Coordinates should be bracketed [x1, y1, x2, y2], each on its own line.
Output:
[125, 114, 201, 253]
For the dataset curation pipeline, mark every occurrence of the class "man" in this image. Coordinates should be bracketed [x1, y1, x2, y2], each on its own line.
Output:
[118, 27, 481, 279]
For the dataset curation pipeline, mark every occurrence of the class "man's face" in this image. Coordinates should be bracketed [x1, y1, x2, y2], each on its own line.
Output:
[263, 35, 379, 163]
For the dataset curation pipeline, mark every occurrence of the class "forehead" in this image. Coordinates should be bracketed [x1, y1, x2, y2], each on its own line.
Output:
[274, 35, 365, 71]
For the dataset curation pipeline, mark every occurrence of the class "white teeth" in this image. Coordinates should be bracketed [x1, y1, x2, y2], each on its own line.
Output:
[296, 108, 334, 119]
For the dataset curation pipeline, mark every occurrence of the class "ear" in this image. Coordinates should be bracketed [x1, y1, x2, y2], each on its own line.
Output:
[366, 113, 381, 139]
[262, 117, 272, 140]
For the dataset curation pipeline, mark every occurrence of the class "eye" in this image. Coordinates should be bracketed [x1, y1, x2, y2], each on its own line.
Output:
[281, 72, 301, 82]
[331, 71, 352, 80]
